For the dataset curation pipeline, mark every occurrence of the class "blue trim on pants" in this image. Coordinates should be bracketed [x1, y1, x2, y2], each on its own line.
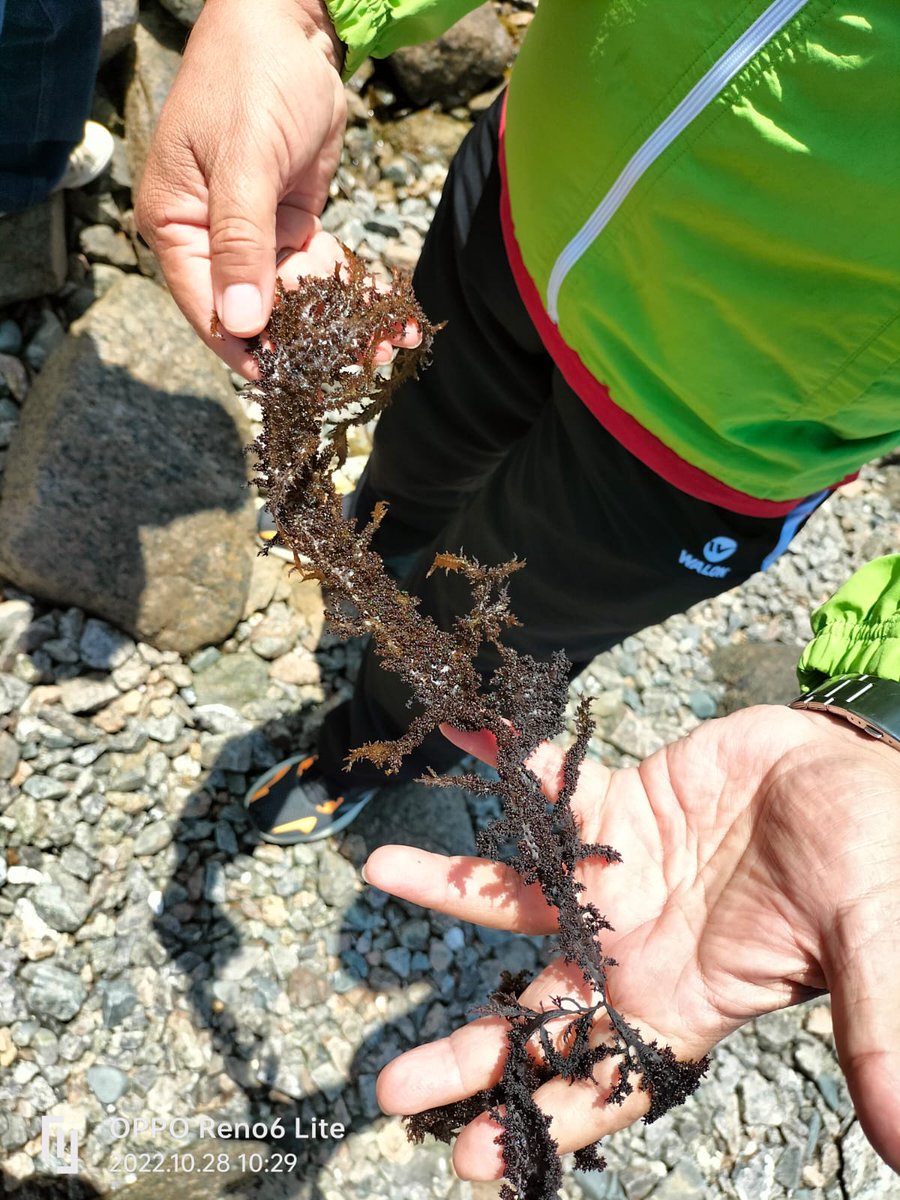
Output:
[760, 488, 831, 571]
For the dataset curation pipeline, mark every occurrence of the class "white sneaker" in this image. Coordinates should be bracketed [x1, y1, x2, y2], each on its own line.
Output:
[54, 121, 114, 192]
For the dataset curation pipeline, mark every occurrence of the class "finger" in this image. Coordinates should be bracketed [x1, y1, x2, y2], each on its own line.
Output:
[441, 724, 499, 766]
[377, 1016, 510, 1117]
[274, 223, 343, 285]
[377, 990, 691, 1183]
[150, 222, 262, 379]
[451, 963, 710, 1183]
[452, 1075, 652, 1181]
[136, 157, 263, 376]
[827, 900, 900, 1172]
[371, 321, 423, 364]
[362, 846, 560, 934]
[453, 969, 713, 1183]
[441, 724, 572, 805]
[275, 207, 324, 272]
[275, 235, 423, 367]
[392, 320, 423, 348]
[378, 961, 593, 1122]
[208, 162, 280, 338]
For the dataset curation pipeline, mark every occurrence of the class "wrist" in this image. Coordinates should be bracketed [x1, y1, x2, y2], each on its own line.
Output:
[785, 707, 900, 776]
[196, 0, 345, 74]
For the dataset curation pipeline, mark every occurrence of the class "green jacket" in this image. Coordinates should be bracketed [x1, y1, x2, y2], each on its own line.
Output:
[798, 555, 900, 687]
[327, 0, 899, 515]
[326, 1, 899, 687]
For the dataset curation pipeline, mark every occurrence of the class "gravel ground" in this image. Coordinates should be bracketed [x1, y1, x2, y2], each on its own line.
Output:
[1, 75, 899, 1200]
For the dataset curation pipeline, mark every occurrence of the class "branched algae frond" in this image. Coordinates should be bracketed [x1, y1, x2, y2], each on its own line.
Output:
[248, 252, 709, 1200]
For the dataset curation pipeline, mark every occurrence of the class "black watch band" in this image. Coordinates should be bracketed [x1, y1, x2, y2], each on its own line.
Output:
[789, 673, 900, 752]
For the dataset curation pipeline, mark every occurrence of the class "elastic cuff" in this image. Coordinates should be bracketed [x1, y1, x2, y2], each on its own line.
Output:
[324, 0, 389, 78]
[796, 618, 900, 689]
[796, 555, 900, 690]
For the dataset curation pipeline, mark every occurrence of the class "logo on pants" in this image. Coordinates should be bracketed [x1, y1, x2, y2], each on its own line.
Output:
[679, 535, 738, 578]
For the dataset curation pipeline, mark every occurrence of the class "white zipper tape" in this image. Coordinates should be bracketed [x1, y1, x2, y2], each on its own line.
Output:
[545, 0, 810, 322]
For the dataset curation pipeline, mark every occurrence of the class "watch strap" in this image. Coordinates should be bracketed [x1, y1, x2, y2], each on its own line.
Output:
[789, 673, 900, 752]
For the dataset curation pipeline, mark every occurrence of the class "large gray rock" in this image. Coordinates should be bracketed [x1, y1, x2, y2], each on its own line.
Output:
[0, 197, 67, 305]
[0, 274, 254, 655]
[124, 2, 186, 192]
[30, 867, 93, 933]
[101, 0, 139, 62]
[376, 108, 471, 168]
[192, 651, 270, 710]
[388, 4, 515, 108]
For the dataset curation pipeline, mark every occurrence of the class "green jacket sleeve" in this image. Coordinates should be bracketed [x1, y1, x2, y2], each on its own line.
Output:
[796, 555, 900, 689]
[325, 0, 484, 78]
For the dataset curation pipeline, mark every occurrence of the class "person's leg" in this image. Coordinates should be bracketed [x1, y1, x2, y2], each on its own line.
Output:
[351, 94, 552, 567]
[0, 0, 102, 211]
[247, 93, 832, 836]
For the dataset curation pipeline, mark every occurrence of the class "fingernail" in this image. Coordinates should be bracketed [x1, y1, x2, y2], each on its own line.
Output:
[221, 283, 263, 333]
[361, 862, 370, 884]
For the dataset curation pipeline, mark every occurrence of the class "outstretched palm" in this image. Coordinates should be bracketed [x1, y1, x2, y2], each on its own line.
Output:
[365, 706, 900, 1178]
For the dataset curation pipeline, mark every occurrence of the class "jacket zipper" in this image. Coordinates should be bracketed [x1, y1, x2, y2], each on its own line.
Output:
[545, 0, 809, 322]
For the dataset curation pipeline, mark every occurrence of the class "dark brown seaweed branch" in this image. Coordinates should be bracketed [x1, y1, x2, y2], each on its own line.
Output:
[248, 253, 708, 1200]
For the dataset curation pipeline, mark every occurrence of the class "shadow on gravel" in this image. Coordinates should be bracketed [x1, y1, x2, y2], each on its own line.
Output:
[0, 1174, 103, 1198]
[147, 659, 496, 1199]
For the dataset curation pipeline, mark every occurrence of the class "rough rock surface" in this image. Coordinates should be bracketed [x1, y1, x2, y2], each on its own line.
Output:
[0, 275, 254, 653]
[124, 3, 187, 191]
[389, 4, 515, 108]
[712, 642, 804, 713]
[0, 198, 67, 307]
[100, 0, 139, 62]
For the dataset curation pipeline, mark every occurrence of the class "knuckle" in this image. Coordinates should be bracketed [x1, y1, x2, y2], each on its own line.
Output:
[209, 214, 270, 262]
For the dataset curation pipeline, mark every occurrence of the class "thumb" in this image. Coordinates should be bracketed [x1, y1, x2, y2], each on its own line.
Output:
[208, 167, 278, 338]
[827, 903, 900, 1172]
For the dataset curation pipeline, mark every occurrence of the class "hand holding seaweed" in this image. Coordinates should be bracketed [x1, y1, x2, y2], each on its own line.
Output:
[369, 710, 830, 1186]
[368, 705, 900, 1192]
[251, 247, 900, 1191]
[248, 251, 712, 1197]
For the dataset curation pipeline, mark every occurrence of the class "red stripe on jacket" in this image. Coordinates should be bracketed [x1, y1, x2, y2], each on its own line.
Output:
[496, 103, 856, 518]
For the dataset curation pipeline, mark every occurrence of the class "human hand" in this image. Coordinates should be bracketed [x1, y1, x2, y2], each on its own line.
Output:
[135, 0, 417, 376]
[365, 706, 900, 1178]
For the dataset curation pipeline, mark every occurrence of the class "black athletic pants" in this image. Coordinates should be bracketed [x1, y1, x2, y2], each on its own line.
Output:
[317, 96, 829, 788]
